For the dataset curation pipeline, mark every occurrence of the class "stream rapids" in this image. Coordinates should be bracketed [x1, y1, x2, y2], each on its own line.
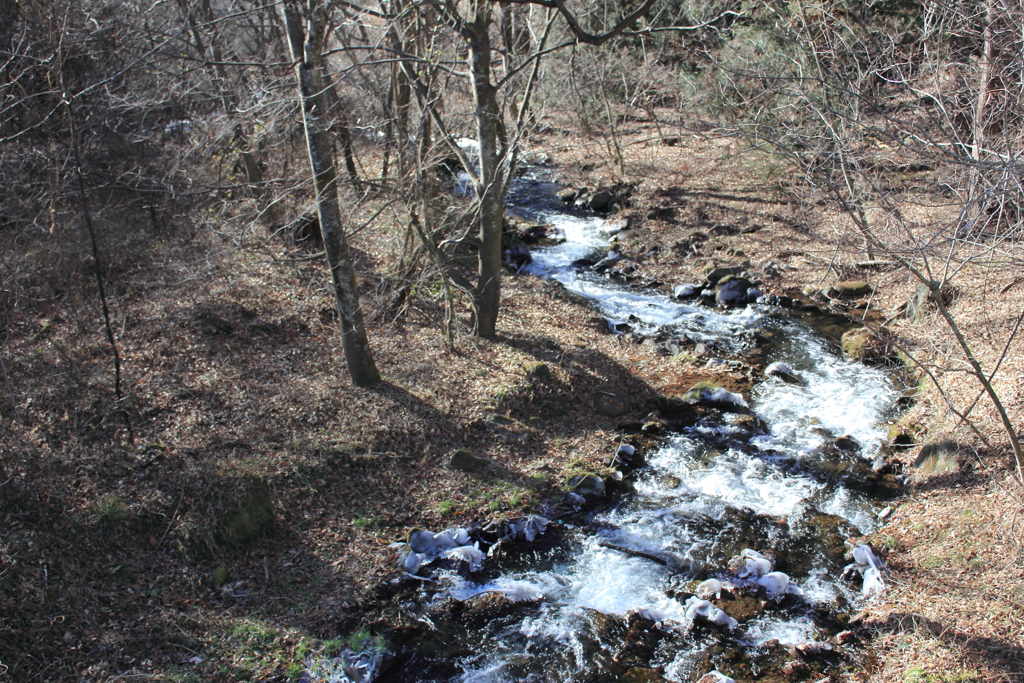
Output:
[377, 170, 901, 683]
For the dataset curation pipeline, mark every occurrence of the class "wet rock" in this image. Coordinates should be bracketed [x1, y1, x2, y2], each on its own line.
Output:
[448, 449, 491, 473]
[913, 439, 961, 475]
[568, 473, 606, 503]
[459, 592, 520, 625]
[556, 187, 579, 203]
[682, 382, 747, 410]
[594, 251, 624, 273]
[781, 659, 811, 676]
[614, 613, 663, 669]
[610, 443, 643, 470]
[713, 592, 765, 623]
[622, 667, 666, 683]
[765, 361, 804, 386]
[503, 243, 532, 270]
[716, 278, 754, 307]
[572, 257, 598, 269]
[696, 673, 735, 683]
[594, 387, 632, 417]
[834, 435, 860, 453]
[793, 642, 833, 659]
[731, 414, 769, 438]
[517, 224, 556, 245]
[674, 283, 702, 299]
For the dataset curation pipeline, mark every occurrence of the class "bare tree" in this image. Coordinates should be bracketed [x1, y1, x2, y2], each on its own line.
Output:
[706, 0, 1024, 482]
[281, 0, 381, 386]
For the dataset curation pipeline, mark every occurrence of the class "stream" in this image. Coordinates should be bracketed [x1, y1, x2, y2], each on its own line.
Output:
[378, 169, 901, 683]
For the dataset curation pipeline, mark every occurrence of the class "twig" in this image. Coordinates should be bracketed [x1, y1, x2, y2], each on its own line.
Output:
[156, 491, 186, 550]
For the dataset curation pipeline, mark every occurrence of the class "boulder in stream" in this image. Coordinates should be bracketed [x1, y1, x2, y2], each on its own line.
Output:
[765, 361, 804, 386]
[716, 278, 754, 307]
[673, 283, 702, 299]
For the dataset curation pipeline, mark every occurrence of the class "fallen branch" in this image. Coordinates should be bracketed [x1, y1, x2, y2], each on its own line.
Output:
[598, 541, 668, 565]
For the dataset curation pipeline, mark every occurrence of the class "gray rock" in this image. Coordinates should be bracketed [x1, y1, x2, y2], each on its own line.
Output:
[556, 187, 578, 202]
[763, 261, 781, 278]
[828, 280, 872, 298]
[913, 440, 960, 475]
[765, 361, 804, 386]
[593, 251, 623, 273]
[706, 266, 745, 285]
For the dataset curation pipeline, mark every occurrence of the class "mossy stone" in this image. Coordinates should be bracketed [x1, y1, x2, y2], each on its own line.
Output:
[830, 280, 872, 298]
[211, 565, 229, 587]
[569, 473, 606, 503]
[523, 361, 551, 379]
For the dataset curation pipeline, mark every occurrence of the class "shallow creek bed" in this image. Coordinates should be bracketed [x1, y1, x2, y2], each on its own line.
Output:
[357, 171, 904, 683]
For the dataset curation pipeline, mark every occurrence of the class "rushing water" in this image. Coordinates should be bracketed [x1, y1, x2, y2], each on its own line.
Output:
[381, 172, 900, 683]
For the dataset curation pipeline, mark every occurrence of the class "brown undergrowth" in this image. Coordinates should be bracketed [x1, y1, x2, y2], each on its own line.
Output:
[2, 124, 1023, 682]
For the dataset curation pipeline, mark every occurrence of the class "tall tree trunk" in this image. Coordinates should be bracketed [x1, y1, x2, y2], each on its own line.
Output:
[281, 0, 380, 386]
[467, 9, 505, 339]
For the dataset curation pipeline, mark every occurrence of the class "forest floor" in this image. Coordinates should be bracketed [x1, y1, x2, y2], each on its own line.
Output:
[1, 122, 1023, 682]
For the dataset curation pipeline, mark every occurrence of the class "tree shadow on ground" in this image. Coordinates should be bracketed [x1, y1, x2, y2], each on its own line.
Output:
[879, 611, 1024, 679]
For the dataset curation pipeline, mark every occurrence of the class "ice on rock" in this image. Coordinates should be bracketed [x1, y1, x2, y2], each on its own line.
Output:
[845, 543, 886, 596]
[695, 578, 723, 600]
[685, 597, 738, 630]
[737, 549, 773, 578]
[757, 571, 791, 598]
[444, 544, 486, 572]
[493, 582, 544, 603]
